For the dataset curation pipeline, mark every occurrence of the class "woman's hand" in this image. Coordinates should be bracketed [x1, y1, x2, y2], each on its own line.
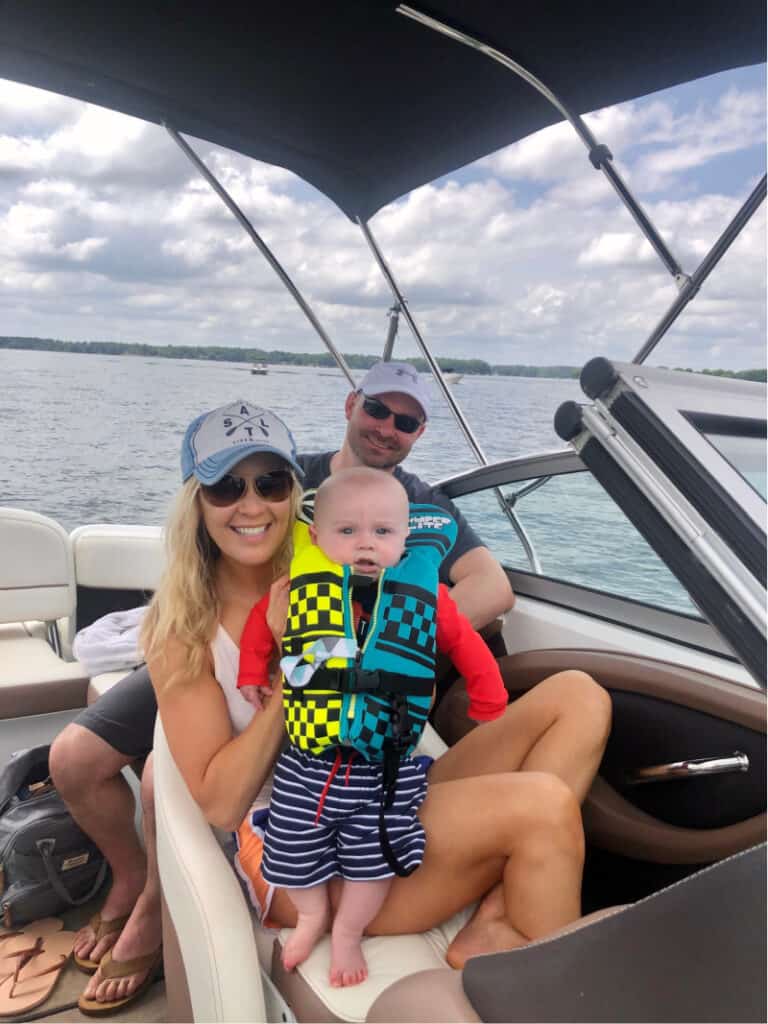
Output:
[267, 574, 290, 647]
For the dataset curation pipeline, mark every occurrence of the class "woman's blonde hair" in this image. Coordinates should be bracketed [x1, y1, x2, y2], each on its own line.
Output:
[141, 472, 301, 690]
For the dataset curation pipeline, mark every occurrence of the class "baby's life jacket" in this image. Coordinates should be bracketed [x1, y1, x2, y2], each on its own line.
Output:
[280, 505, 457, 763]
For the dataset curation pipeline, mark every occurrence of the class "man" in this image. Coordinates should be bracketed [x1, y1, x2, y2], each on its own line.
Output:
[298, 360, 514, 629]
[48, 364, 514, 1008]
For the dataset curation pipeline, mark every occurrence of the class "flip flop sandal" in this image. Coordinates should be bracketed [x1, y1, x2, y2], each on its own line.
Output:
[73, 912, 131, 974]
[0, 928, 72, 986]
[0, 917, 63, 958]
[0, 930, 75, 1018]
[77, 947, 163, 1017]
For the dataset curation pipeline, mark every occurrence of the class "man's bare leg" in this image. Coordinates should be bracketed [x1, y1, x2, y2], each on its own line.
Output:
[82, 755, 163, 1004]
[49, 725, 146, 965]
[283, 884, 331, 972]
[330, 879, 391, 987]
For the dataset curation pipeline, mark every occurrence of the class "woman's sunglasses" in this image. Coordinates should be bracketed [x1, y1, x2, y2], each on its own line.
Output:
[200, 469, 294, 507]
[361, 394, 423, 434]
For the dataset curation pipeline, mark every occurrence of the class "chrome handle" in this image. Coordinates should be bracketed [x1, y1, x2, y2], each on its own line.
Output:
[625, 752, 749, 785]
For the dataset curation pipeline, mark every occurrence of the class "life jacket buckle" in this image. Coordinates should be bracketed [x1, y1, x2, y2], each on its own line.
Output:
[347, 668, 382, 692]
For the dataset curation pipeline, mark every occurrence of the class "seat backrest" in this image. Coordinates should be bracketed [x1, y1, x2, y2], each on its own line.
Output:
[0, 507, 76, 625]
[69, 525, 165, 644]
[153, 717, 268, 1023]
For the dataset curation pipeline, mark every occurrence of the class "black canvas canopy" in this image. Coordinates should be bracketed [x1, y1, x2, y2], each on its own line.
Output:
[1, 0, 765, 221]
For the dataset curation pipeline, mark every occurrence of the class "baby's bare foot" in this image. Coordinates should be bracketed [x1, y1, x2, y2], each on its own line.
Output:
[282, 909, 329, 972]
[329, 930, 368, 987]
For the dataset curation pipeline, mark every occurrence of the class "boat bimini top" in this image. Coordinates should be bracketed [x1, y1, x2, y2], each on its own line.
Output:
[2, 0, 764, 223]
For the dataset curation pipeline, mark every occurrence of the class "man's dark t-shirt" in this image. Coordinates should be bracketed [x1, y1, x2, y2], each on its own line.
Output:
[296, 451, 484, 585]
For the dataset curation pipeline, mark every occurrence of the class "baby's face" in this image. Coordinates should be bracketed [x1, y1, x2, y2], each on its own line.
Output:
[312, 486, 409, 578]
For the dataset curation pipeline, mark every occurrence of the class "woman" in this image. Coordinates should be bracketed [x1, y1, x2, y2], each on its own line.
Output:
[62, 398, 611, 1010]
[149, 403, 611, 969]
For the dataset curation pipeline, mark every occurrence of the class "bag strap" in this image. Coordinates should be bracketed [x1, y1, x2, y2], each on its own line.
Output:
[35, 839, 108, 907]
[0, 747, 51, 815]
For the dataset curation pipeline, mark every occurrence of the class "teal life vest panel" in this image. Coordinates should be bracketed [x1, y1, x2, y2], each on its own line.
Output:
[281, 503, 458, 762]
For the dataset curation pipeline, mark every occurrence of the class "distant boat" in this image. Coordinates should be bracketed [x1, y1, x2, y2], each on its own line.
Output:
[250, 363, 268, 375]
[443, 367, 463, 384]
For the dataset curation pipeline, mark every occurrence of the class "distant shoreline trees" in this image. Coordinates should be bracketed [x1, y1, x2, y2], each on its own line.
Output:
[1, 336, 764, 382]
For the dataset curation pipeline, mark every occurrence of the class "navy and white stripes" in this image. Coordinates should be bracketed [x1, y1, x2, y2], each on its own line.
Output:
[262, 746, 427, 887]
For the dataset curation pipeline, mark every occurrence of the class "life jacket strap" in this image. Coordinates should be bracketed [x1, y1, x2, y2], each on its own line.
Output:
[307, 666, 433, 696]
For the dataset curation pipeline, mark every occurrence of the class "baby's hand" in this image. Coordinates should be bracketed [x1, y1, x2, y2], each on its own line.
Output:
[240, 683, 274, 710]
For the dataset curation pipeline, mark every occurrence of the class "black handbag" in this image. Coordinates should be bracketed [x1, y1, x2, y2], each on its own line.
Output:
[0, 745, 109, 926]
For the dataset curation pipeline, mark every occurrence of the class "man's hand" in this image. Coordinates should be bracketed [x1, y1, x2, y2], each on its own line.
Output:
[447, 546, 514, 630]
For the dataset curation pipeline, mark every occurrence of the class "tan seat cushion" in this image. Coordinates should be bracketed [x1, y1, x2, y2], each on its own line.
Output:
[0, 628, 89, 718]
[87, 669, 137, 704]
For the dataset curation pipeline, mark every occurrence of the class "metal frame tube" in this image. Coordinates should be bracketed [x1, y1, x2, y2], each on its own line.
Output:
[164, 124, 357, 388]
[359, 217, 543, 571]
[382, 303, 401, 361]
[358, 217, 488, 463]
[397, 4, 687, 283]
[633, 175, 767, 364]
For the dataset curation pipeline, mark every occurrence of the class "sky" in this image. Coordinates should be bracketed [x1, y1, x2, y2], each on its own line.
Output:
[0, 63, 765, 370]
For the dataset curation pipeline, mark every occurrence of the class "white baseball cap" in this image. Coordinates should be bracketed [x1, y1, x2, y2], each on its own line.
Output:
[357, 360, 431, 419]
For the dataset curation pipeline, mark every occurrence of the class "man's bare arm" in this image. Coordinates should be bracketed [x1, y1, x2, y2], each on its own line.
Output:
[447, 546, 515, 630]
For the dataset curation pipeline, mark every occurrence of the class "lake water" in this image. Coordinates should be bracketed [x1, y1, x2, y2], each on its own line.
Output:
[1, 347, 695, 614]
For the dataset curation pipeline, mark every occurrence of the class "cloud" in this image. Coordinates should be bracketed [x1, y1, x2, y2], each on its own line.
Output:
[0, 67, 764, 369]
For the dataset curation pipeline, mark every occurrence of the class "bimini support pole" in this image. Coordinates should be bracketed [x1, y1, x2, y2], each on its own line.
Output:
[164, 123, 357, 388]
[358, 217, 487, 463]
[359, 217, 543, 573]
[633, 175, 766, 364]
[382, 303, 402, 361]
[397, 4, 689, 288]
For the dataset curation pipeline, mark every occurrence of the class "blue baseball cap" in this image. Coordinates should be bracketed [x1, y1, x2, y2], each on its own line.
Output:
[181, 400, 304, 484]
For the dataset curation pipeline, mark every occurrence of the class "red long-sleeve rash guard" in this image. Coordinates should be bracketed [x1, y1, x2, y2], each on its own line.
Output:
[237, 584, 508, 723]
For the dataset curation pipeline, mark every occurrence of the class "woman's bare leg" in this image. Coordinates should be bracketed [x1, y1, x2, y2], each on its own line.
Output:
[430, 671, 612, 802]
[83, 754, 163, 1004]
[49, 725, 146, 965]
[373, 772, 584, 967]
[429, 670, 610, 962]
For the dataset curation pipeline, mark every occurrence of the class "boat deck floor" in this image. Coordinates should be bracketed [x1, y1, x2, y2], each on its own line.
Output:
[0, 710, 166, 1022]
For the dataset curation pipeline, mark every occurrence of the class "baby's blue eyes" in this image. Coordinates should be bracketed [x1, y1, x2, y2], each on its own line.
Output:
[336, 526, 392, 536]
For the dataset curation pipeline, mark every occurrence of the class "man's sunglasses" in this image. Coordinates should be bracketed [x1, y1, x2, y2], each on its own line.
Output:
[360, 394, 423, 434]
[200, 469, 294, 507]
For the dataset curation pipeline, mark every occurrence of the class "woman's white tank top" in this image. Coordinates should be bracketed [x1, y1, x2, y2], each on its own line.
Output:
[209, 624, 274, 812]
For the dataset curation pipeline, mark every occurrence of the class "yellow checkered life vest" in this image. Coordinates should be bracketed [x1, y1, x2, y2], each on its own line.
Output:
[281, 521, 352, 753]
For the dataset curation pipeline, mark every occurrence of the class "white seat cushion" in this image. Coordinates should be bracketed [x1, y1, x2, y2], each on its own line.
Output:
[274, 906, 472, 1023]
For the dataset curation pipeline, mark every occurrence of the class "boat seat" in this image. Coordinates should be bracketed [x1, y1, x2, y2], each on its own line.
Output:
[69, 524, 163, 702]
[155, 714, 634, 1023]
[155, 714, 481, 1022]
[0, 507, 90, 718]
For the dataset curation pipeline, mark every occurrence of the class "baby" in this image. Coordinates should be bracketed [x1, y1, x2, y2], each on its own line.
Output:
[238, 467, 508, 987]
